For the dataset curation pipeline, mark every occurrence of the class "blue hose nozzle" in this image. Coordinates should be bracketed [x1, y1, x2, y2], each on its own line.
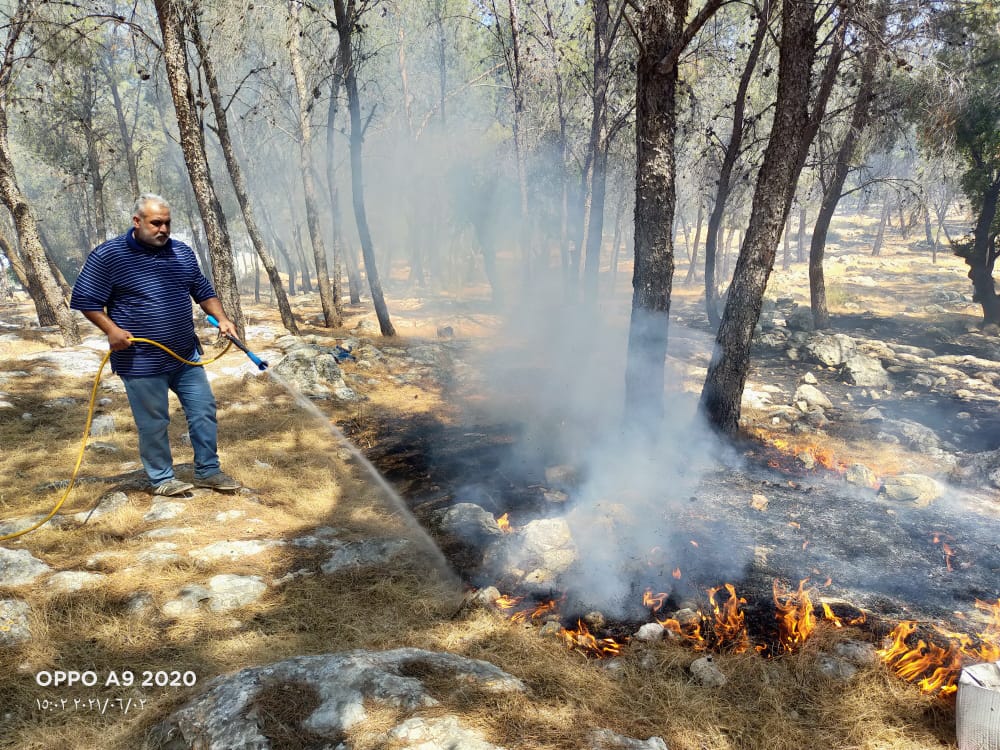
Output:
[207, 315, 269, 371]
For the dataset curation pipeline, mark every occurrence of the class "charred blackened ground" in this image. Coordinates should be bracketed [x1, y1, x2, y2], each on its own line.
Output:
[351, 304, 1000, 652]
[354, 406, 1000, 644]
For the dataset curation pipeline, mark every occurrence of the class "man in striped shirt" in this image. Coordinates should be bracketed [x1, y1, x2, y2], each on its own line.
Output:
[71, 194, 241, 497]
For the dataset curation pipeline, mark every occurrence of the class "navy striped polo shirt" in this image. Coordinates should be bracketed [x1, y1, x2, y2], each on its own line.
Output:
[71, 229, 217, 378]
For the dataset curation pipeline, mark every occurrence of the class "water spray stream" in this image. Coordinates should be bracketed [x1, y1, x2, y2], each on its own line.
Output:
[265, 370, 460, 586]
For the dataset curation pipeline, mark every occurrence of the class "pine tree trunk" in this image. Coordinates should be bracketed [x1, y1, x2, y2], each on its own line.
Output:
[105, 56, 141, 199]
[872, 202, 889, 256]
[334, 0, 395, 335]
[326, 65, 361, 304]
[700, 0, 836, 435]
[703, 0, 769, 325]
[683, 200, 704, 284]
[624, 1, 685, 428]
[582, 0, 612, 307]
[964, 179, 1000, 325]
[190, 9, 299, 335]
[153, 0, 245, 337]
[0, 109, 79, 342]
[288, 0, 340, 327]
[809, 4, 883, 329]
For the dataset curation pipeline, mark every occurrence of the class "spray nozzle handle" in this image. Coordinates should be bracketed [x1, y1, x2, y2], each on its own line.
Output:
[205, 314, 268, 371]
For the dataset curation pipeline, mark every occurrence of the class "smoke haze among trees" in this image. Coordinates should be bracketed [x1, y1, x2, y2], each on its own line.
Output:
[0, 0, 994, 437]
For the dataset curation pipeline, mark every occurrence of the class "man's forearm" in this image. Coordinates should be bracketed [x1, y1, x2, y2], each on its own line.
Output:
[82, 310, 132, 351]
[199, 297, 237, 337]
[82, 310, 117, 336]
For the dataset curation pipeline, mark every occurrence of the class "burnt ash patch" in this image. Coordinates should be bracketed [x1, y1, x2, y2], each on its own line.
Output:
[348, 305, 1000, 655]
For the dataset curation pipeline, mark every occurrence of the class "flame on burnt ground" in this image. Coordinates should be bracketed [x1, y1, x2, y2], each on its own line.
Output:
[497, 580, 849, 659]
[490, 583, 1000, 699]
[773, 578, 818, 653]
[747, 429, 890, 486]
[879, 598, 1000, 697]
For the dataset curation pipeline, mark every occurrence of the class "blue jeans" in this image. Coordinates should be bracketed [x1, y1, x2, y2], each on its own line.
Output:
[122, 362, 220, 486]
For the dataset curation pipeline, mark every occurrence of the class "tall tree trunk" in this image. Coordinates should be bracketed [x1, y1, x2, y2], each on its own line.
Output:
[153, 0, 245, 337]
[809, 2, 883, 329]
[326, 62, 361, 304]
[81, 72, 108, 242]
[609, 186, 627, 292]
[582, 0, 614, 307]
[190, 9, 299, 335]
[0, 230, 27, 291]
[288, 0, 341, 327]
[105, 54, 141, 198]
[541, 0, 571, 286]
[258, 202, 297, 295]
[433, 0, 447, 128]
[683, 200, 704, 284]
[703, 0, 769, 327]
[333, 0, 395, 335]
[0, 110, 79, 342]
[506, 0, 532, 287]
[700, 0, 843, 435]
[961, 178, 1000, 325]
[872, 201, 890, 256]
[624, 0, 724, 428]
[796, 203, 807, 261]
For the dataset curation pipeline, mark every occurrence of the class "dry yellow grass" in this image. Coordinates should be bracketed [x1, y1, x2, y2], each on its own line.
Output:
[0, 218, 974, 749]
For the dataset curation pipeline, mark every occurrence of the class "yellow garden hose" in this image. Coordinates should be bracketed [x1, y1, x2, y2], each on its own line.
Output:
[0, 337, 233, 542]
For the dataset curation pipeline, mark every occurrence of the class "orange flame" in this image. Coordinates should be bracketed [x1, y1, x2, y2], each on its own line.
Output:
[879, 599, 1000, 696]
[672, 568, 682, 580]
[496, 513, 512, 533]
[510, 599, 558, 624]
[708, 584, 750, 653]
[931, 533, 955, 572]
[560, 620, 621, 658]
[643, 589, 668, 613]
[751, 429, 888, 484]
[495, 594, 522, 610]
[657, 614, 706, 650]
[773, 579, 816, 652]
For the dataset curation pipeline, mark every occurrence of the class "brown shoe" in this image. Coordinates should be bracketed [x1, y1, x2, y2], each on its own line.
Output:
[194, 471, 241, 491]
[152, 479, 195, 496]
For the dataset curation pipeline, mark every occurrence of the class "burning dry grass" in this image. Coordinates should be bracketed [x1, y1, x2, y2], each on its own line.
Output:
[415, 609, 956, 750]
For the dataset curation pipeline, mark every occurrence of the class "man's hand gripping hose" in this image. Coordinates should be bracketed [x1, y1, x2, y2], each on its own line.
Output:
[0, 333, 236, 542]
[206, 316, 268, 371]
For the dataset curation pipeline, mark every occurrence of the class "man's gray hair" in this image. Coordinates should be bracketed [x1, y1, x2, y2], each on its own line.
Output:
[133, 193, 170, 218]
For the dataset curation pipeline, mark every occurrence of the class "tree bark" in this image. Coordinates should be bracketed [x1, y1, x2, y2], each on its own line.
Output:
[333, 0, 395, 335]
[81, 71, 108, 242]
[582, 0, 614, 307]
[153, 0, 245, 337]
[961, 178, 1000, 324]
[700, 0, 838, 435]
[288, 0, 341, 328]
[506, 0, 532, 286]
[326, 58, 361, 305]
[190, 8, 299, 335]
[0, 108, 79, 341]
[624, 0, 724, 428]
[703, 0, 770, 327]
[809, 3, 883, 329]
[872, 201, 889, 256]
